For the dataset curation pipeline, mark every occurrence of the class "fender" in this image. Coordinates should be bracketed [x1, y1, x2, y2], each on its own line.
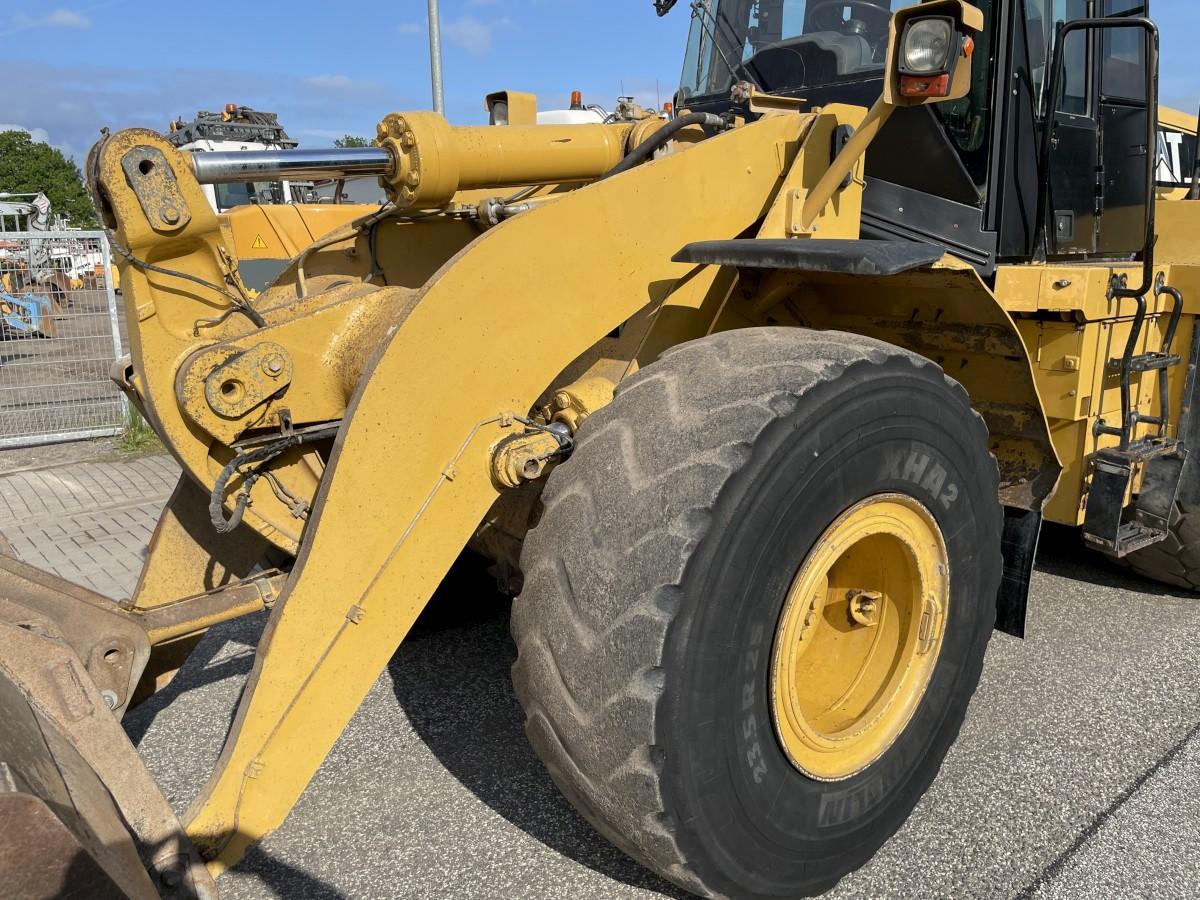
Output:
[661, 247, 1062, 639]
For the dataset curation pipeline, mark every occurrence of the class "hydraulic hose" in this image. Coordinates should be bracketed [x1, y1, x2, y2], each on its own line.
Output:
[209, 425, 340, 534]
[602, 112, 725, 180]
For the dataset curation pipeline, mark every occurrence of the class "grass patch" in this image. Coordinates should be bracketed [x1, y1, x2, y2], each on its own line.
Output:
[116, 406, 163, 455]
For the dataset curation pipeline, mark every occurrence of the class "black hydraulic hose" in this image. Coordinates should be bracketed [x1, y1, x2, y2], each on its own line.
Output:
[602, 113, 725, 180]
[209, 425, 340, 533]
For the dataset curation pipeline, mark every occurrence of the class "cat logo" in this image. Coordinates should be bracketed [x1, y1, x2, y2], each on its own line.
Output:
[251, 234, 269, 251]
[1157, 128, 1196, 188]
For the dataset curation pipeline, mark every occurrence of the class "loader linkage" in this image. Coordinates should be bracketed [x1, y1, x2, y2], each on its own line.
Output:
[2, 0, 1199, 896]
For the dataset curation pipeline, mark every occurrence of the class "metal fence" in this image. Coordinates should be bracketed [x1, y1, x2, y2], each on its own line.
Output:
[0, 230, 127, 448]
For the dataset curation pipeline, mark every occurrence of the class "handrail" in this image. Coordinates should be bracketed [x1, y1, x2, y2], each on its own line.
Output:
[1035, 17, 1160, 301]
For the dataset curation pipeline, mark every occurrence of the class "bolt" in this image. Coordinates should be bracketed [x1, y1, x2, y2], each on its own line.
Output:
[262, 354, 285, 377]
[406, 172, 421, 188]
[100, 690, 119, 710]
[553, 392, 572, 411]
[847, 590, 883, 627]
[401, 131, 417, 149]
[161, 207, 180, 225]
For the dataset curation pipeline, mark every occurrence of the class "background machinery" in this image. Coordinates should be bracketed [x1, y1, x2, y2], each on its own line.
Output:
[167, 105, 380, 295]
[166, 106, 304, 213]
[0, 192, 70, 338]
[1, 1, 1198, 898]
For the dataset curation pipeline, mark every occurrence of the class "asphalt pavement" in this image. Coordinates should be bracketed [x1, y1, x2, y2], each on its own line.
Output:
[125, 526, 1200, 900]
[3, 448, 1198, 899]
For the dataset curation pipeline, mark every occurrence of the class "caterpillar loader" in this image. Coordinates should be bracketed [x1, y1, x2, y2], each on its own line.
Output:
[1, 1, 1197, 897]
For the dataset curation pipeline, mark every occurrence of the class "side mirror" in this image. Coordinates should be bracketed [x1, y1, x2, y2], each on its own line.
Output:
[654, 0, 678, 15]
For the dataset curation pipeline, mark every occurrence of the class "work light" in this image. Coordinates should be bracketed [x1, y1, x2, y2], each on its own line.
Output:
[902, 18, 956, 73]
[897, 15, 972, 98]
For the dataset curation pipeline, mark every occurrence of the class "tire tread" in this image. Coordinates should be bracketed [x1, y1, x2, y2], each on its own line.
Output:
[511, 328, 995, 898]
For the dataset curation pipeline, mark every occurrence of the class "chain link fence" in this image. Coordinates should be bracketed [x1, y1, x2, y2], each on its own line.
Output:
[0, 230, 128, 448]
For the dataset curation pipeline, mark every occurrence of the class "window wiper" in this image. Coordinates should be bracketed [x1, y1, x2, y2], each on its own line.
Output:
[689, 0, 761, 90]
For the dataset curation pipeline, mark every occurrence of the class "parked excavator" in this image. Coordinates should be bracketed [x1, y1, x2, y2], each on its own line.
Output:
[1, 1, 1198, 897]
[0, 192, 69, 338]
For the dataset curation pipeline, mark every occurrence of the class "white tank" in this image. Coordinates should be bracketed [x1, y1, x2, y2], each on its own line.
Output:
[535, 109, 607, 126]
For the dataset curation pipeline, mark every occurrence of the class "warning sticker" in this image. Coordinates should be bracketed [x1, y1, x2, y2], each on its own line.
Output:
[251, 234, 269, 250]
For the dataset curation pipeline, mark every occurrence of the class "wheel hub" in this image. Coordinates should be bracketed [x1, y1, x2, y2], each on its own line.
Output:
[770, 494, 950, 782]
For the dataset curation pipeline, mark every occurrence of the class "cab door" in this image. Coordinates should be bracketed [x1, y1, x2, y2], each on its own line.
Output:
[1095, 0, 1152, 256]
[1040, 0, 1099, 256]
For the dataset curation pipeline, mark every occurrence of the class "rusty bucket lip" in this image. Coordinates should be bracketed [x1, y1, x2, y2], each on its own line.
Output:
[0, 557, 218, 899]
[0, 786, 132, 899]
[0, 551, 151, 718]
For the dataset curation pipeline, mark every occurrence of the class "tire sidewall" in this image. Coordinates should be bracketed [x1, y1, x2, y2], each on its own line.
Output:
[661, 363, 1000, 897]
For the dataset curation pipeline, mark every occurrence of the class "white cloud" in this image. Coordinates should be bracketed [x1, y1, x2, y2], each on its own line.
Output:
[4, 59, 414, 162]
[0, 123, 52, 145]
[303, 74, 356, 90]
[11, 8, 92, 30]
[443, 15, 512, 57]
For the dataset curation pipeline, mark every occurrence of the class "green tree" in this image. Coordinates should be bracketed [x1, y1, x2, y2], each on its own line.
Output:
[0, 130, 96, 228]
[333, 134, 371, 148]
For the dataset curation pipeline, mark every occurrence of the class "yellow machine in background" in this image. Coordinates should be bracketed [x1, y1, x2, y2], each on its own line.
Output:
[1, 2, 1197, 898]
[220, 203, 371, 296]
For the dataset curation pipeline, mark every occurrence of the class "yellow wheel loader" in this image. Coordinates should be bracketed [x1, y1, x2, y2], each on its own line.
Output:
[1, 1, 1197, 897]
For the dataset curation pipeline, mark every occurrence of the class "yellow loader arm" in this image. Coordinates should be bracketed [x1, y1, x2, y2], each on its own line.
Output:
[2, 4, 1063, 895]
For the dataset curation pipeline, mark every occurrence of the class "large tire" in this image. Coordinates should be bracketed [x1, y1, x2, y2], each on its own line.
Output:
[511, 328, 1002, 899]
[1125, 501, 1200, 589]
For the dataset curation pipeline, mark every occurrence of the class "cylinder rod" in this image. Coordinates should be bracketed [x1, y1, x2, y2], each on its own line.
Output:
[190, 147, 394, 184]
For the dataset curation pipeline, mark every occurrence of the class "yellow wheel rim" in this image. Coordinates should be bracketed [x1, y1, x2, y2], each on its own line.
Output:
[770, 493, 950, 782]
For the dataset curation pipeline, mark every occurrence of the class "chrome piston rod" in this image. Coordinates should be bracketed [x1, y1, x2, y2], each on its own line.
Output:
[190, 147, 394, 184]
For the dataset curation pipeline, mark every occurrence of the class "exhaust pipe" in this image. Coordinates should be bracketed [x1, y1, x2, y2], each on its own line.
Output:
[190, 147, 394, 184]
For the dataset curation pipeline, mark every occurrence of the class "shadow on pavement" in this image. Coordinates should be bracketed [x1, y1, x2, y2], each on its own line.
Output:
[389, 555, 688, 899]
[123, 614, 265, 748]
[1033, 522, 1196, 598]
[231, 844, 352, 900]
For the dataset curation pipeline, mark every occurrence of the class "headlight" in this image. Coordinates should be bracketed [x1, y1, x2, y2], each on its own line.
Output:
[900, 17, 956, 76]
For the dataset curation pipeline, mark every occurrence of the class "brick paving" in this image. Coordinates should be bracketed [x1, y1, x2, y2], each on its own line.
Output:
[0, 453, 179, 599]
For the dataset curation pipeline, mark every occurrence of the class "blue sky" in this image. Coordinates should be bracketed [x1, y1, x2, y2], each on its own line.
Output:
[1, 1, 1197, 163]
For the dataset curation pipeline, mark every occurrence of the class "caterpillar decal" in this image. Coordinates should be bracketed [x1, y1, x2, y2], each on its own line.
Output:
[1157, 108, 1198, 190]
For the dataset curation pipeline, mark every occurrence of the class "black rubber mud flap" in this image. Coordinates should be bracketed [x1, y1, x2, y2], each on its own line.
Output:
[997, 506, 1042, 639]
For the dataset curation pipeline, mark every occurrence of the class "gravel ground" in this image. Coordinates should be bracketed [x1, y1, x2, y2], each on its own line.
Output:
[122, 526, 1200, 900]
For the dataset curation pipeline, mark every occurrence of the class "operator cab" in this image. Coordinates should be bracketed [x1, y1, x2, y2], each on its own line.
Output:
[676, 0, 1184, 278]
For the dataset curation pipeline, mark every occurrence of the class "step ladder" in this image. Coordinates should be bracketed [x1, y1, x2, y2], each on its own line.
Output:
[1083, 275, 1190, 557]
